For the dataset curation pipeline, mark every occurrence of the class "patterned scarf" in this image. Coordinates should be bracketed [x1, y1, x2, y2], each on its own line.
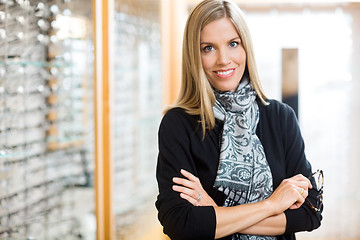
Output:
[213, 76, 275, 240]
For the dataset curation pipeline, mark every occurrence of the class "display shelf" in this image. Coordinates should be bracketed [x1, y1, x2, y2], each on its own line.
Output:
[0, 0, 94, 239]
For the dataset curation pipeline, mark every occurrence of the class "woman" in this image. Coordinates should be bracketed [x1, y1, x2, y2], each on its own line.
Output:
[155, 0, 323, 239]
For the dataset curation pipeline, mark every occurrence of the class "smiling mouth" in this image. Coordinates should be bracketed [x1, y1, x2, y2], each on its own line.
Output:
[214, 68, 235, 78]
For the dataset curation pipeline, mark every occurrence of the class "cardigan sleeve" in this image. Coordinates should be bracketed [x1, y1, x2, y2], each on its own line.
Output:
[279, 103, 323, 234]
[155, 109, 217, 240]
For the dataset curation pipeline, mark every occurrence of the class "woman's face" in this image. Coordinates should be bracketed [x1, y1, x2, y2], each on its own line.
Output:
[200, 17, 246, 92]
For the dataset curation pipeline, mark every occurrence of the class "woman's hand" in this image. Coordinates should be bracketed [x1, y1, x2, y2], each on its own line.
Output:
[266, 174, 312, 215]
[172, 169, 217, 207]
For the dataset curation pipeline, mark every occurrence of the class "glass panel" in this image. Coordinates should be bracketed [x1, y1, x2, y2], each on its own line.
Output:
[112, 0, 162, 239]
[0, 0, 95, 239]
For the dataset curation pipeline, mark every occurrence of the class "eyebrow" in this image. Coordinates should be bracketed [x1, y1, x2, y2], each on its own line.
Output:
[200, 37, 241, 45]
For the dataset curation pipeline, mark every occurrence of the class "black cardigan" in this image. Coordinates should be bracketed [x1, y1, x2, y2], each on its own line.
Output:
[155, 99, 322, 240]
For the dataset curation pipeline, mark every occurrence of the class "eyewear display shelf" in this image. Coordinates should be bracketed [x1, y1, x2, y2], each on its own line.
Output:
[0, 0, 94, 239]
[112, 1, 162, 239]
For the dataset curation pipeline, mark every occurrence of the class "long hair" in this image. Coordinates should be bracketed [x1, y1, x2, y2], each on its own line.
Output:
[170, 0, 267, 136]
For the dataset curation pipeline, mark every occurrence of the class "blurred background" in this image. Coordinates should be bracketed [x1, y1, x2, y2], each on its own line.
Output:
[0, 0, 359, 239]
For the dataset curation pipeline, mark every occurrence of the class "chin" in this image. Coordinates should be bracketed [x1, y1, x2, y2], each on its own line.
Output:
[214, 83, 239, 92]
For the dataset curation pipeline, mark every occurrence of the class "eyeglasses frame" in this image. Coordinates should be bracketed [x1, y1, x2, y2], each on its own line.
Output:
[305, 169, 324, 213]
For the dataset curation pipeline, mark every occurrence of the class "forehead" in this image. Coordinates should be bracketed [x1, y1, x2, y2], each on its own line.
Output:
[200, 17, 239, 42]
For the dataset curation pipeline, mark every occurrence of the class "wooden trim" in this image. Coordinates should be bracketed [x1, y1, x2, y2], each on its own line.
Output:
[93, 0, 114, 239]
[281, 48, 299, 98]
[92, 0, 101, 238]
[161, 0, 187, 106]
[161, 0, 171, 107]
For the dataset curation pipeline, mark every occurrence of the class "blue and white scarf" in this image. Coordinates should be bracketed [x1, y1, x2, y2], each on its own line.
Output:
[213, 76, 275, 240]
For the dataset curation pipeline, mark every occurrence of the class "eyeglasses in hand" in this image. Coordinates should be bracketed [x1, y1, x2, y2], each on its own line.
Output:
[306, 169, 324, 213]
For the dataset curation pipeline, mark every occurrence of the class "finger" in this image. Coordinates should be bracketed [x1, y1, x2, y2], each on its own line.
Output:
[293, 197, 305, 208]
[180, 169, 199, 183]
[291, 174, 313, 189]
[286, 178, 311, 191]
[289, 199, 304, 210]
[172, 185, 200, 200]
[291, 174, 312, 188]
[297, 180, 312, 192]
[179, 193, 199, 206]
[292, 186, 307, 208]
[289, 202, 302, 209]
[298, 186, 309, 199]
[172, 177, 196, 189]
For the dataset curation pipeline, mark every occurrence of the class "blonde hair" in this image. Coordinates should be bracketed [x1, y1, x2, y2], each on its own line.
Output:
[170, 0, 267, 136]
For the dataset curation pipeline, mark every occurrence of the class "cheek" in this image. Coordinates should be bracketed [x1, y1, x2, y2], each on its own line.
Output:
[201, 55, 215, 70]
[239, 48, 247, 63]
[240, 53, 247, 64]
[232, 48, 246, 64]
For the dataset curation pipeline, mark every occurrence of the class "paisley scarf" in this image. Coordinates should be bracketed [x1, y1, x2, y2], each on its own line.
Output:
[213, 76, 275, 240]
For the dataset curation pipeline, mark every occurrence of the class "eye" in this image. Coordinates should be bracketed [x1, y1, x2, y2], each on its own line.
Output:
[202, 45, 214, 52]
[229, 41, 239, 48]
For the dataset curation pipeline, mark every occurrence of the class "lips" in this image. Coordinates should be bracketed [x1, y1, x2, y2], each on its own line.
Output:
[214, 68, 235, 78]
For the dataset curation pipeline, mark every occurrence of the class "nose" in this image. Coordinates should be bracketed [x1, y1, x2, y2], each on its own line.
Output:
[216, 48, 231, 66]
